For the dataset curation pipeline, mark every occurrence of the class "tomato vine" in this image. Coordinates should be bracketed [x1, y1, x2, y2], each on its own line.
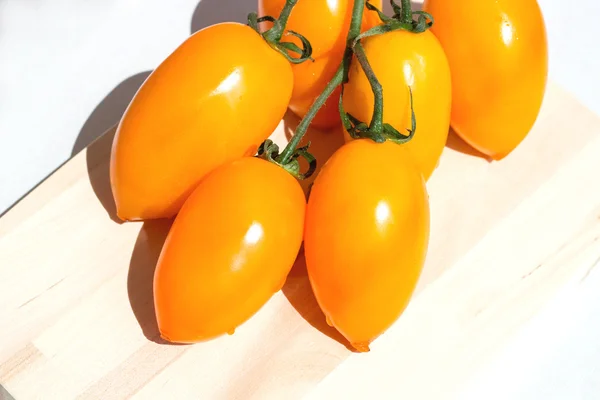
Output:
[254, 0, 434, 179]
[248, 0, 313, 64]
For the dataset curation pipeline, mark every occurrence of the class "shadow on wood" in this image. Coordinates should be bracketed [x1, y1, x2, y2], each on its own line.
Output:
[0, 384, 16, 400]
[127, 219, 185, 345]
[85, 129, 121, 223]
[445, 128, 491, 161]
[282, 250, 355, 352]
[75, 72, 153, 224]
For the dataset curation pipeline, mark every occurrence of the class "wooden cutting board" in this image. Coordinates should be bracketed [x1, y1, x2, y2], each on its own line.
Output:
[2, 83, 600, 399]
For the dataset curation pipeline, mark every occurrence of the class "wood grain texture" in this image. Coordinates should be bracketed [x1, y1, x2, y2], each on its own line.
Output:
[1, 83, 599, 399]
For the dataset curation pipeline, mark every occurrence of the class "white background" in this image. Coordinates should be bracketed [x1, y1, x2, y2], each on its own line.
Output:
[1, 0, 599, 398]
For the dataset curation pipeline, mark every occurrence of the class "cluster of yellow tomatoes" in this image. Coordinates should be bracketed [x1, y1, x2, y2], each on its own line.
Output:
[109, 0, 547, 352]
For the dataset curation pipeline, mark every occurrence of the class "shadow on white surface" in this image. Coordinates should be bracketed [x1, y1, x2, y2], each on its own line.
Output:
[189, 0, 422, 32]
[70, 0, 258, 158]
[71, 71, 151, 156]
[190, 0, 256, 33]
[385, 1, 423, 13]
[127, 218, 188, 345]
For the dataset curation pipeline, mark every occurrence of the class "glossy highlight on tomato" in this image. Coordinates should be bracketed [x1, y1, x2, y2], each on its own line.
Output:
[423, 0, 548, 159]
[154, 157, 305, 343]
[258, 0, 381, 129]
[342, 28, 451, 180]
[304, 139, 430, 351]
[111, 22, 293, 221]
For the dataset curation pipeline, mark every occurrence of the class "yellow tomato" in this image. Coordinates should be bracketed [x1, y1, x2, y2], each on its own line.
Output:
[305, 139, 430, 351]
[155, 157, 305, 342]
[342, 28, 451, 180]
[424, 0, 548, 159]
[111, 23, 293, 220]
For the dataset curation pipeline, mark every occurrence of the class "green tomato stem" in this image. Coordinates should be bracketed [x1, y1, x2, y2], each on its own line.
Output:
[348, 0, 366, 41]
[353, 42, 384, 134]
[277, 65, 344, 164]
[277, 0, 366, 165]
[276, 0, 297, 33]
[400, 0, 413, 25]
[264, 0, 298, 42]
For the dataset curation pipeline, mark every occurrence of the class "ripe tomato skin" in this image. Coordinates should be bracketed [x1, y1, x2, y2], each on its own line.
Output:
[423, 0, 548, 159]
[342, 29, 451, 180]
[258, 0, 382, 130]
[110, 23, 293, 221]
[154, 157, 305, 343]
[304, 139, 430, 351]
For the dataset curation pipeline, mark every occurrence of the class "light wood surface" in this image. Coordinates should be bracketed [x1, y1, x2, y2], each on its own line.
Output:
[1, 83, 600, 399]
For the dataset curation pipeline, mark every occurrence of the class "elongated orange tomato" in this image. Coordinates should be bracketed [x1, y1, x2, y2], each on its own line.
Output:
[110, 23, 293, 221]
[154, 157, 305, 343]
[342, 29, 451, 180]
[423, 0, 548, 159]
[304, 139, 430, 351]
[258, 0, 381, 129]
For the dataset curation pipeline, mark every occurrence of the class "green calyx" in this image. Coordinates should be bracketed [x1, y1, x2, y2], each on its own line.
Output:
[257, 139, 316, 180]
[335, 0, 427, 147]
[340, 86, 416, 145]
[359, 0, 434, 42]
[247, 1, 313, 64]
